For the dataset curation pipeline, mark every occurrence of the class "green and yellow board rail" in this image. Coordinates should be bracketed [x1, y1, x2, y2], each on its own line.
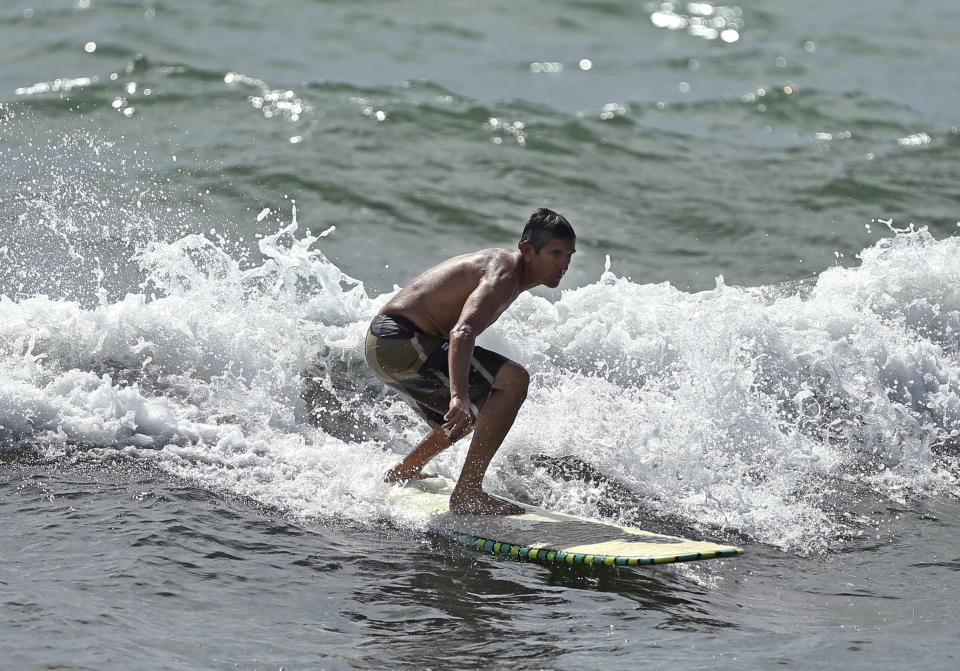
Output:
[390, 477, 744, 567]
[434, 528, 744, 566]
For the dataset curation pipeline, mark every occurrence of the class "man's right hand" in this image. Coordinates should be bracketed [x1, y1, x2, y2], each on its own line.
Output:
[443, 397, 473, 442]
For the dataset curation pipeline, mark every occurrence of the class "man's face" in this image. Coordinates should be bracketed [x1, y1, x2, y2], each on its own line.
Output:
[533, 237, 576, 288]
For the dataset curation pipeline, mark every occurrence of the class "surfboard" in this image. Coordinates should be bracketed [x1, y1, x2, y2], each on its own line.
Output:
[389, 477, 744, 567]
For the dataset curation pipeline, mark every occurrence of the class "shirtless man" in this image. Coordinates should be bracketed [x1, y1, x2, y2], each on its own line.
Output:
[365, 208, 576, 515]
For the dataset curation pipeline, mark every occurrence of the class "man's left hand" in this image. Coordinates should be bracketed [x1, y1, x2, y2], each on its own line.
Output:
[443, 397, 472, 441]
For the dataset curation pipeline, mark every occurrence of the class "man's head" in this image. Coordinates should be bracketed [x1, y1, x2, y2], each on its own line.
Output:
[519, 208, 576, 288]
[519, 208, 576, 253]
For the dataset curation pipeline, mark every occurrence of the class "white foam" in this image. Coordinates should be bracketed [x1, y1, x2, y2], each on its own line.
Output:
[478, 226, 960, 551]
[1, 216, 959, 553]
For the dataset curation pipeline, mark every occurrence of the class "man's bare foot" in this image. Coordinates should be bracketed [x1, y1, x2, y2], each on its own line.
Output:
[449, 488, 525, 515]
[384, 465, 438, 483]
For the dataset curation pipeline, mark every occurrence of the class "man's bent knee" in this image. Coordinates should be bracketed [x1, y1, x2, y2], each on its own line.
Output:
[493, 362, 529, 400]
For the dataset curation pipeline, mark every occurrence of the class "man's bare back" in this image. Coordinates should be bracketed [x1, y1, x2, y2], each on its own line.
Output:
[366, 208, 576, 515]
[380, 248, 524, 338]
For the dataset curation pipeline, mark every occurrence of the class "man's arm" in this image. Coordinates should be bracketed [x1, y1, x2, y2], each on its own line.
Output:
[442, 271, 515, 440]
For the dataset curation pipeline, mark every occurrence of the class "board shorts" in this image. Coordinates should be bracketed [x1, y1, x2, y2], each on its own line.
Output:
[364, 313, 508, 427]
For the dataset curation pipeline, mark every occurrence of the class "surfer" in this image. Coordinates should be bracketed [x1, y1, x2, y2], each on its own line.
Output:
[365, 208, 576, 515]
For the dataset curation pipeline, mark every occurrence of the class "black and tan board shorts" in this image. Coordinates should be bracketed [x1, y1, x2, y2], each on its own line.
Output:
[365, 313, 508, 427]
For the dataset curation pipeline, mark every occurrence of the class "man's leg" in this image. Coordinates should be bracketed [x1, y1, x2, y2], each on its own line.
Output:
[384, 428, 452, 482]
[449, 362, 529, 515]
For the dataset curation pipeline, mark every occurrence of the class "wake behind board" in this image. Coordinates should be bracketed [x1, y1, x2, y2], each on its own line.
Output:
[389, 477, 743, 567]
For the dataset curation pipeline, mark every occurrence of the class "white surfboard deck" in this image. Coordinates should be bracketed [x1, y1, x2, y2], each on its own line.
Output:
[389, 477, 743, 567]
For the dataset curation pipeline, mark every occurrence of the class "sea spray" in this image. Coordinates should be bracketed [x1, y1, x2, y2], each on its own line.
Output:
[1, 207, 959, 552]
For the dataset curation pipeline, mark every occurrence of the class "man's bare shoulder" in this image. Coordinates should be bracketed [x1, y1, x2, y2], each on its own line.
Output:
[436, 247, 520, 280]
[478, 247, 523, 277]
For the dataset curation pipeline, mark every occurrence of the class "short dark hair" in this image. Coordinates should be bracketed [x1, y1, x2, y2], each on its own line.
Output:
[519, 208, 575, 252]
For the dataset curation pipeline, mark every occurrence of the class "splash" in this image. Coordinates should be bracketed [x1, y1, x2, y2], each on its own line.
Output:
[485, 225, 960, 552]
[0, 105, 178, 306]
[1, 191, 959, 552]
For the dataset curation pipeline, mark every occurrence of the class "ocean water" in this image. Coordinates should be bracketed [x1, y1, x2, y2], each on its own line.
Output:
[2, 1, 960, 669]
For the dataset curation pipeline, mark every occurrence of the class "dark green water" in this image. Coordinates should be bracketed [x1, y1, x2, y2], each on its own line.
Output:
[3, 1, 960, 668]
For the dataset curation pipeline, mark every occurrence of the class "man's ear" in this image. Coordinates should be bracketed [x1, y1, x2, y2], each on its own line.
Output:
[519, 240, 534, 257]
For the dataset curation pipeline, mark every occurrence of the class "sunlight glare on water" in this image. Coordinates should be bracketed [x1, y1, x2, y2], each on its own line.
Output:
[646, 1, 743, 43]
